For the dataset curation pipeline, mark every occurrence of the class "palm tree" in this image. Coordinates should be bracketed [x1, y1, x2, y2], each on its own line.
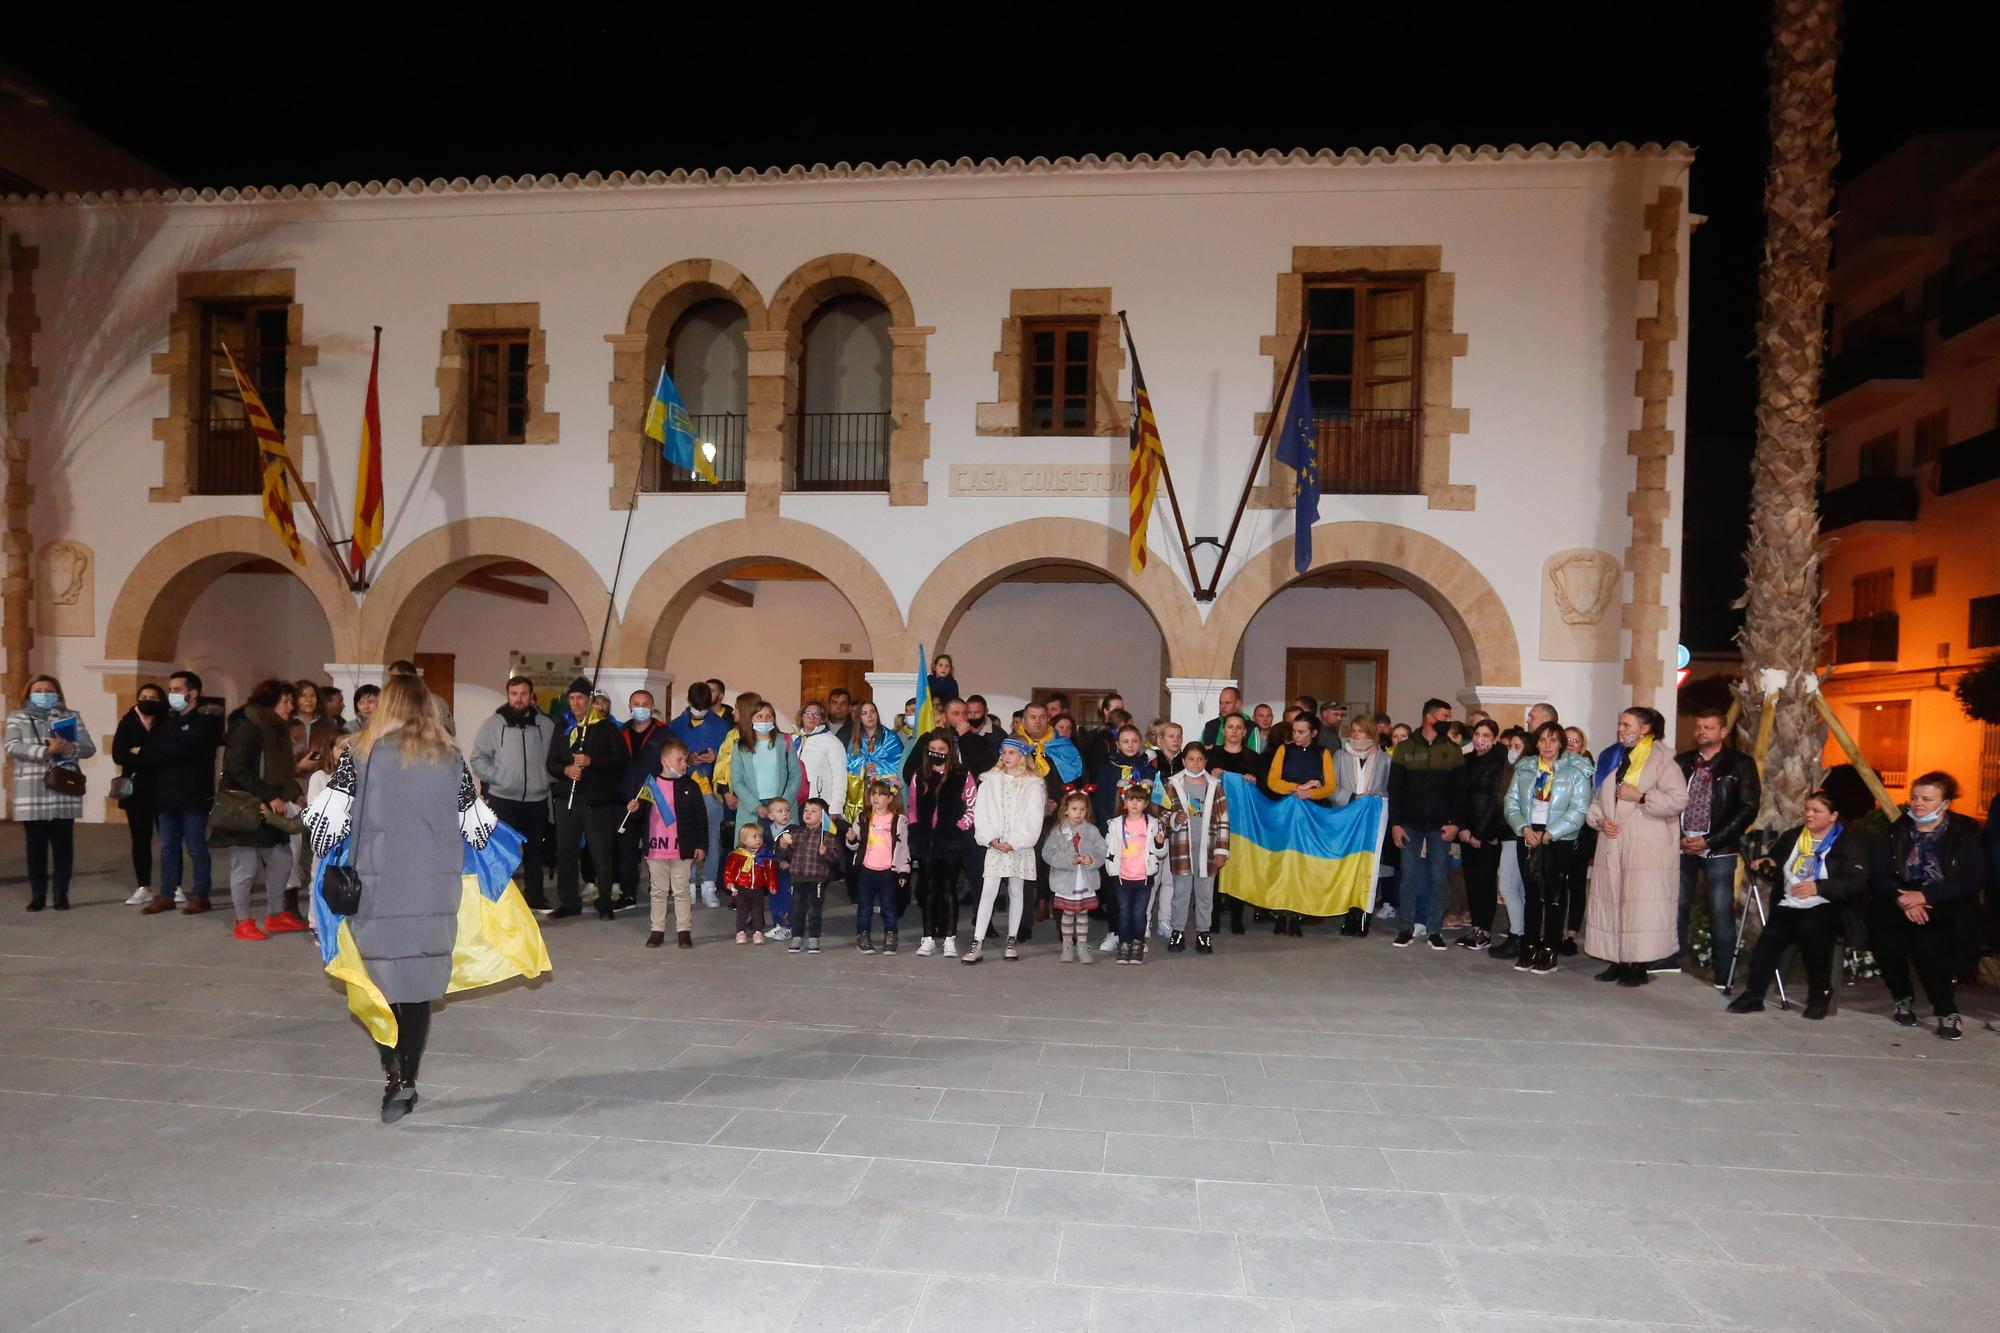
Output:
[1737, 0, 1840, 829]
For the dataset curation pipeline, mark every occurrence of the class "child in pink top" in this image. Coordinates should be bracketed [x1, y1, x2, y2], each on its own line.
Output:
[1104, 784, 1167, 964]
[843, 779, 910, 954]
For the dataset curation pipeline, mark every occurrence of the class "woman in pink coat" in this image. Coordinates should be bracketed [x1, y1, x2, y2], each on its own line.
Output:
[1585, 706, 1688, 986]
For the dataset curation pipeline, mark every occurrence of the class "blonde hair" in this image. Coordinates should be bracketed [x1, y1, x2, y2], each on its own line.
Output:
[351, 675, 458, 766]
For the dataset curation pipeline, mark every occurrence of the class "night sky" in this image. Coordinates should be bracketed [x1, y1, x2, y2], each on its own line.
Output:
[8, 3, 1994, 648]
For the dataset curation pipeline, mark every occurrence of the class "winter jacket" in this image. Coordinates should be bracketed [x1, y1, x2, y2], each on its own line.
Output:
[974, 768, 1047, 881]
[1387, 726, 1464, 829]
[141, 706, 222, 814]
[1456, 746, 1513, 843]
[111, 709, 157, 810]
[723, 847, 780, 893]
[795, 728, 848, 816]
[636, 772, 709, 861]
[209, 704, 299, 849]
[926, 671, 960, 703]
[1673, 745, 1761, 854]
[545, 712, 629, 808]
[1104, 812, 1168, 881]
[6, 704, 98, 822]
[845, 810, 912, 875]
[1502, 752, 1594, 842]
[1870, 812, 1987, 907]
[1764, 822, 1870, 947]
[470, 704, 555, 803]
[1041, 819, 1107, 897]
[1163, 769, 1231, 877]
[908, 767, 977, 857]
[616, 720, 674, 802]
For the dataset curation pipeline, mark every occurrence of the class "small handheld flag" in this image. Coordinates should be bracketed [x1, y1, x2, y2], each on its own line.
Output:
[218, 344, 305, 566]
[1272, 359, 1319, 575]
[645, 365, 718, 484]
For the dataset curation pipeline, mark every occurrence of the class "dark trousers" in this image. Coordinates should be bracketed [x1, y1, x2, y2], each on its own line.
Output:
[554, 799, 620, 915]
[156, 809, 212, 900]
[915, 854, 960, 939]
[1462, 840, 1500, 932]
[22, 820, 75, 902]
[1869, 898, 1962, 1016]
[1742, 902, 1835, 999]
[1520, 835, 1574, 950]
[125, 802, 155, 887]
[615, 817, 646, 906]
[1677, 853, 1739, 972]
[1117, 877, 1152, 942]
[789, 878, 826, 938]
[734, 887, 767, 933]
[855, 866, 901, 936]
[489, 796, 550, 907]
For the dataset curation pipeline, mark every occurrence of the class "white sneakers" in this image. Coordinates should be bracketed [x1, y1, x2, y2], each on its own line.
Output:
[942, 936, 958, 958]
[126, 887, 153, 906]
[1099, 932, 1121, 953]
[174, 888, 187, 906]
[916, 937, 936, 956]
[767, 925, 791, 941]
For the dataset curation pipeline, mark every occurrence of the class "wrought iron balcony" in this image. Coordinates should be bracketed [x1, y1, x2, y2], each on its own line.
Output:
[796, 411, 891, 492]
[1312, 408, 1421, 495]
[1935, 428, 2000, 496]
[1832, 613, 1900, 666]
[1822, 330, 1924, 403]
[646, 412, 746, 493]
[1819, 476, 1917, 531]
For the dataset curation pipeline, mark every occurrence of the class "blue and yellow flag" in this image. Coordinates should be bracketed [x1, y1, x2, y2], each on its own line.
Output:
[644, 365, 718, 484]
[914, 644, 936, 740]
[311, 820, 552, 1046]
[1273, 357, 1319, 574]
[1215, 772, 1385, 916]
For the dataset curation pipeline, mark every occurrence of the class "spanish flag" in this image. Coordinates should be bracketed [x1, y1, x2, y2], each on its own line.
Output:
[218, 343, 305, 566]
[1215, 772, 1387, 917]
[350, 330, 385, 577]
[1125, 335, 1166, 575]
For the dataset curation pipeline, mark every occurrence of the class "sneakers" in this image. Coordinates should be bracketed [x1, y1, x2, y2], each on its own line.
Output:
[788, 937, 803, 953]
[263, 911, 310, 934]
[961, 940, 983, 965]
[126, 886, 153, 906]
[1513, 947, 1535, 973]
[856, 933, 875, 954]
[806, 937, 821, 953]
[1393, 929, 1415, 948]
[1167, 931, 1186, 954]
[1003, 937, 1019, 962]
[1195, 932, 1213, 954]
[1457, 929, 1488, 950]
[1131, 940, 1146, 966]
[1559, 937, 1578, 957]
[232, 919, 269, 942]
[1530, 948, 1558, 975]
[767, 924, 791, 941]
[174, 888, 188, 906]
[1490, 933, 1520, 960]
[752, 931, 765, 945]
[1100, 932, 1121, 953]
[735, 931, 748, 945]
[1078, 937, 1094, 964]
[1427, 932, 1448, 951]
[1375, 902, 1398, 921]
[1116, 941, 1132, 965]
[942, 936, 958, 958]
[916, 936, 936, 957]
[1936, 1014, 1963, 1041]
[1892, 998, 1918, 1027]
[646, 931, 665, 948]
[1726, 993, 1766, 1013]
[882, 933, 898, 955]
[701, 887, 721, 909]
[1061, 939, 1077, 963]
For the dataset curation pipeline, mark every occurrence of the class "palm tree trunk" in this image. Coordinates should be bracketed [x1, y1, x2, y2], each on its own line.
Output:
[1737, 0, 1840, 830]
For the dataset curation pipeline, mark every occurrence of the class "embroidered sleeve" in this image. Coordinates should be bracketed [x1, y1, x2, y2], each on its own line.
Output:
[304, 748, 358, 857]
[459, 759, 497, 849]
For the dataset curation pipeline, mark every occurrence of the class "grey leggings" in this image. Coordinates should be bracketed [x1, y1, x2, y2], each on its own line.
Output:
[1168, 872, 1214, 932]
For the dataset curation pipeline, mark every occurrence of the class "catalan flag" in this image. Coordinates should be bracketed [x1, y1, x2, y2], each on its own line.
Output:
[218, 343, 305, 566]
[645, 365, 718, 484]
[350, 330, 385, 577]
[1216, 772, 1387, 916]
[1125, 331, 1166, 576]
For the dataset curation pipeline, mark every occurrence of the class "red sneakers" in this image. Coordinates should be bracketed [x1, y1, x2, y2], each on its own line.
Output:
[262, 911, 310, 934]
[232, 919, 270, 942]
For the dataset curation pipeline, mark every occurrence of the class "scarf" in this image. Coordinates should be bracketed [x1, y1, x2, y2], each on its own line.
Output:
[1788, 822, 1841, 883]
[1532, 757, 1554, 801]
[1616, 734, 1654, 785]
[566, 706, 606, 747]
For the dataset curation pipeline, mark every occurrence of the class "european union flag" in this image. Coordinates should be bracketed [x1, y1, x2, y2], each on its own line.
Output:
[644, 365, 717, 483]
[1273, 363, 1319, 573]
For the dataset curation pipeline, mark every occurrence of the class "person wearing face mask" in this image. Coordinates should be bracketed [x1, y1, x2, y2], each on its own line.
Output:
[1583, 706, 1688, 986]
[909, 729, 977, 957]
[668, 680, 732, 909]
[610, 690, 670, 914]
[1486, 728, 1531, 959]
[113, 683, 169, 905]
[1729, 790, 1868, 1021]
[722, 701, 801, 832]
[7, 675, 98, 911]
[1331, 716, 1392, 936]
[1868, 772, 1986, 1040]
[470, 676, 557, 912]
[138, 670, 222, 914]
[895, 698, 920, 748]
[1453, 719, 1510, 951]
[626, 737, 709, 949]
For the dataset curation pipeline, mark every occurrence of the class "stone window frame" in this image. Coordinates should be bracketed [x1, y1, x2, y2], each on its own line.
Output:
[422, 302, 558, 447]
[150, 269, 317, 502]
[1251, 246, 1471, 512]
[975, 289, 1129, 439]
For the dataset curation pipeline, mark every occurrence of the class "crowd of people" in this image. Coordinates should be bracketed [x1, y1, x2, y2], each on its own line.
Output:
[8, 656, 1997, 1047]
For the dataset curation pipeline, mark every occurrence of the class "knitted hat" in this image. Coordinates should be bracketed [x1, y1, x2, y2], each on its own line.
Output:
[1000, 736, 1032, 757]
[567, 676, 593, 696]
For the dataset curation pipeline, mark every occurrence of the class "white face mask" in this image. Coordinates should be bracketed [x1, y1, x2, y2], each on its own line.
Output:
[688, 709, 706, 720]
[629, 707, 653, 724]
[661, 763, 684, 780]
[753, 721, 774, 735]
[168, 692, 190, 712]
[28, 691, 58, 710]
[1912, 807, 1944, 826]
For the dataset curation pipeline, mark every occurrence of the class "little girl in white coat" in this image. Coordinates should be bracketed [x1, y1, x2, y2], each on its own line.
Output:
[966, 737, 1046, 964]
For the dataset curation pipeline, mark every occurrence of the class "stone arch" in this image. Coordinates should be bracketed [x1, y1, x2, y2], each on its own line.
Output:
[1202, 521, 1522, 687]
[905, 518, 1206, 678]
[359, 518, 612, 665]
[752, 254, 932, 511]
[610, 517, 908, 669]
[105, 515, 361, 666]
[605, 259, 769, 505]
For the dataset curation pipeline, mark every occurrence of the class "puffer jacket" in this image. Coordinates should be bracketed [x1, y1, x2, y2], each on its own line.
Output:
[470, 704, 555, 802]
[1502, 751, 1593, 842]
[1388, 727, 1464, 829]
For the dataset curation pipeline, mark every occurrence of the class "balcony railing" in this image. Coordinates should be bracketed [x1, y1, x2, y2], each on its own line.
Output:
[1832, 613, 1900, 666]
[194, 418, 263, 495]
[1819, 476, 1917, 531]
[1822, 330, 1924, 401]
[647, 412, 747, 493]
[796, 411, 890, 492]
[1936, 428, 2000, 495]
[1941, 266, 2000, 340]
[1313, 408, 1421, 495]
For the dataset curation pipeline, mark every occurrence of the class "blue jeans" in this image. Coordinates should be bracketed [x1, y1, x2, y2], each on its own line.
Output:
[854, 866, 901, 936]
[1117, 878, 1152, 942]
[1398, 826, 1451, 933]
[156, 809, 212, 900]
[1677, 853, 1738, 977]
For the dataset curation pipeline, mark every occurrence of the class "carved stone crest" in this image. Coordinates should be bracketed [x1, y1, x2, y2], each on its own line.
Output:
[36, 539, 94, 637]
[1540, 548, 1620, 661]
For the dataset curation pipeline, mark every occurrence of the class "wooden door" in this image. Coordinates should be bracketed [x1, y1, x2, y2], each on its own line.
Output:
[798, 658, 874, 711]
[414, 652, 457, 722]
[1285, 648, 1386, 719]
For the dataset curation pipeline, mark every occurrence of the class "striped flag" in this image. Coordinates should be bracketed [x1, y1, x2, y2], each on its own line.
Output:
[350, 331, 384, 576]
[218, 344, 305, 566]
[1125, 334, 1166, 575]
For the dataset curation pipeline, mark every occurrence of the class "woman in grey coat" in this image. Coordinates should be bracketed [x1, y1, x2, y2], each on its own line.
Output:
[306, 675, 497, 1122]
[6, 674, 98, 910]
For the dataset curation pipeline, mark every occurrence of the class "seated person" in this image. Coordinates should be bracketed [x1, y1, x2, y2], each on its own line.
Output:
[1726, 790, 1867, 1021]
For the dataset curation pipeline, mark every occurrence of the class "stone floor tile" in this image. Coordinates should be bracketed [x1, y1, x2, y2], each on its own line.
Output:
[713, 1197, 889, 1267]
[1058, 1222, 1244, 1294]
[1007, 1167, 1198, 1229]
[987, 1124, 1107, 1172]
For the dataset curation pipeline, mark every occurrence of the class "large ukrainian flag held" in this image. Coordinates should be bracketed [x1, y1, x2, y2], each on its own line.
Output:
[310, 820, 552, 1046]
[645, 365, 719, 484]
[1216, 772, 1387, 916]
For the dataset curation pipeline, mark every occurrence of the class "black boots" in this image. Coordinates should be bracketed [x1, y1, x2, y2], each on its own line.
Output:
[1194, 932, 1213, 954]
[1489, 933, 1520, 960]
[1802, 992, 1829, 1021]
[1616, 964, 1651, 988]
[378, 1044, 414, 1124]
[1594, 963, 1624, 982]
[1728, 992, 1766, 1013]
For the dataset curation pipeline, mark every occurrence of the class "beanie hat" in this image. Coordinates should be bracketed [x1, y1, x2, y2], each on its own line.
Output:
[567, 676, 593, 696]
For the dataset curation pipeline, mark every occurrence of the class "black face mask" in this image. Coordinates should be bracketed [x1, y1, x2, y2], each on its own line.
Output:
[136, 699, 165, 718]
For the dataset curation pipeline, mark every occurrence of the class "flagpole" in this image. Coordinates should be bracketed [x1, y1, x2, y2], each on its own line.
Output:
[1115, 312, 1202, 595]
[276, 450, 363, 590]
[1206, 323, 1309, 599]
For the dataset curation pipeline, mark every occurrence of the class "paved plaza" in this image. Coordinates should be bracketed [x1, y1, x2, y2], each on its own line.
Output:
[2, 827, 1996, 1333]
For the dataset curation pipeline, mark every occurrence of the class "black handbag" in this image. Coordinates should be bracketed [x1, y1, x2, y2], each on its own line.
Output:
[321, 755, 370, 916]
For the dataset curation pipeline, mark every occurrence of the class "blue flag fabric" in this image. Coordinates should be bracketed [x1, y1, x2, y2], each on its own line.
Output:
[644, 365, 716, 482]
[1272, 361, 1319, 574]
[1215, 771, 1386, 916]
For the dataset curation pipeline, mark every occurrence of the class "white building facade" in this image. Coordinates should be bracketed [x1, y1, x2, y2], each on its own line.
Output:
[0, 143, 1693, 820]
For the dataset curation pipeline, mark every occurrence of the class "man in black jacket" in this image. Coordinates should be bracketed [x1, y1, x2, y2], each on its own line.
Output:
[547, 678, 630, 920]
[1670, 707, 1762, 986]
[140, 669, 223, 915]
[1387, 699, 1463, 948]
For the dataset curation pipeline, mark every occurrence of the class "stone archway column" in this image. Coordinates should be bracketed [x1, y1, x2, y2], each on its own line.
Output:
[595, 667, 672, 711]
[865, 671, 918, 716]
[1166, 677, 1238, 741]
[1455, 686, 1551, 730]
[742, 330, 798, 517]
[324, 662, 389, 696]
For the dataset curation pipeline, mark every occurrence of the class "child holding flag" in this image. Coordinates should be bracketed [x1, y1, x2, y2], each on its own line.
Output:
[625, 738, 708, 949]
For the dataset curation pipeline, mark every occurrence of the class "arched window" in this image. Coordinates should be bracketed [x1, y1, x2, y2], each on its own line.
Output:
[646, 299, 749, 492]
[797, 295, 891, 491]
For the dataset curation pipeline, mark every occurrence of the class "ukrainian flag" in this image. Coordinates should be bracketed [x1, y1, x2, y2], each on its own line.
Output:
[644, 365, 718, 483]
[310, 820, 552, 1046]
[1216, 772, 1387, 917]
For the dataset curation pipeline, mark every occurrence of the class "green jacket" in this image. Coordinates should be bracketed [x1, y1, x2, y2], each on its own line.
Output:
[1387, 727, 1464, 828]
[1503, 752, 1594, 842]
